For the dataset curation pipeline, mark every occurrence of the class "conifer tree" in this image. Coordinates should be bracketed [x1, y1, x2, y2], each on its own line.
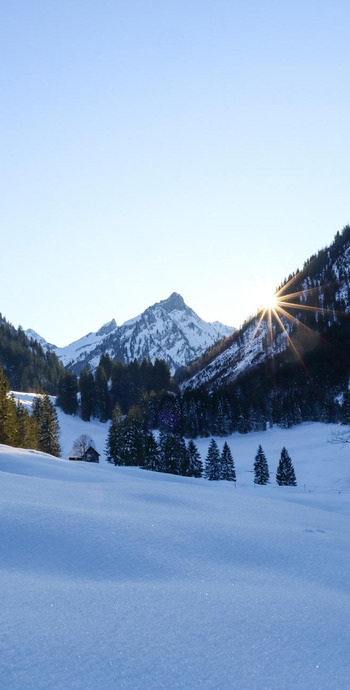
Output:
[79, 366, 95, 421]
[204, 438, 221, 480]
[105, 405, 124, 464]
[94, 365, 110, 422]
[105, 409, 145, 466]
[144, 432, 161, 471]
[159, 432, 187, 475]
[15, 401, 39, 449]
[99, 353, 113, 380]
[187, 439, 203, 477]
[253, 444, 270, 485]
[32, 394, 61, 457]
[0, 367, 17, 446]
[276, 447, 297, 486]
[220, 442, 236, 482]
[56, 370, 78, 415]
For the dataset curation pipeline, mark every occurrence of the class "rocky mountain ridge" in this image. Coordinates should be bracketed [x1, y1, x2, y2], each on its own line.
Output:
[27, 293, 234, 375]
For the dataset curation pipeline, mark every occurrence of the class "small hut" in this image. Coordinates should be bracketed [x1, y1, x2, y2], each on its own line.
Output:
[69, 445, 100, 463]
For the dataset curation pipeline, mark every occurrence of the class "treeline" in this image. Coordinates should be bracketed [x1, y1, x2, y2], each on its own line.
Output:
[105, 416, 297, 486]
[0, 314, 66, 393]
[56, 342, 350, 441]
[0, 364, 61, 456]
[105, 414, 234, 479]
[56, 355, 171, 422]
[106, 416, 203, 477]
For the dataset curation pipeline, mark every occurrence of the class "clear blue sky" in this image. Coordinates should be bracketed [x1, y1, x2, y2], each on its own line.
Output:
[1, 1, 349, 346]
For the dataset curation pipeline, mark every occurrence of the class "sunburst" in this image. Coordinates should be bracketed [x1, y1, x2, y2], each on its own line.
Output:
[249, 273, 341, 373]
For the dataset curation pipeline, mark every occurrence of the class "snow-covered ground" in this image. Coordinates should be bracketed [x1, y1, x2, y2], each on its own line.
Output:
[2, 394, 350, 688]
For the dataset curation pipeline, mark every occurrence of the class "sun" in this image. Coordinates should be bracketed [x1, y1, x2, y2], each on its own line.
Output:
[249, 271, 342, 372]
[264, 293, 278, 311]
[258, 287, 278, 312]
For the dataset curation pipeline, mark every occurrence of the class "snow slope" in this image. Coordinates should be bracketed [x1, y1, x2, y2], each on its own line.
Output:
[2, 394, 350, 689]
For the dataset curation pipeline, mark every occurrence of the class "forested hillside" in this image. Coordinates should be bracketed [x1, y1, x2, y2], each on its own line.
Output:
[0, 315, 66, 393]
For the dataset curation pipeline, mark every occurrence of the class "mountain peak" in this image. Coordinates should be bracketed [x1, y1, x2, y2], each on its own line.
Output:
[24, 328, 57, 350]
[96, 319, 117, 336]
[158, 292, 187, 313]
[49, 293, 234, 375]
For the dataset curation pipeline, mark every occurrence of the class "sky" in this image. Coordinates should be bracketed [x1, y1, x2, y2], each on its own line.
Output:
[1, 1, 350, 347]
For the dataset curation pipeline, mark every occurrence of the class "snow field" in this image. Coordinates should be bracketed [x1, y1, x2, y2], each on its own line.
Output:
[2, 395, 350, 688]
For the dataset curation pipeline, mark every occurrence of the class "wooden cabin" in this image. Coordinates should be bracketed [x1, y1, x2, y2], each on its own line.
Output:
[69, 445, 100, 463]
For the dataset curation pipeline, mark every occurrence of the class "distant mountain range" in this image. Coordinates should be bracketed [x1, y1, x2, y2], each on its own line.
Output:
[26, 293, 234, 375]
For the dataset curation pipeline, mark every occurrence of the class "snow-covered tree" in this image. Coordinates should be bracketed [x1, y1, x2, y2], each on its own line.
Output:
[105, 406, 124, 464]
[276, 447, 297, 486]
[187, 439, 203, 478]
[220, 442, 236, 482]
[105, 414, 144, 466]
[253, 444, 269, 485]
[204, 438, 221, 480]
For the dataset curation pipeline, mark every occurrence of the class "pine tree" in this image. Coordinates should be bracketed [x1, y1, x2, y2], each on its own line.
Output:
[144, 432, 161, 471]
[182, 397, 199, 438]
[79, 367, 96, 421]
[94, 365, 110, 422]
[187, 439, 203, 477]
[15, 401, 39, 449]
[276, 447, 297, 486]
[204, 438, 221, 480]
[253, 444, 269, 485]
[105, 411, 145, 466]
[220, 442, 236, 482]
[56, 371, 78, 415]
[0, 367, 18, 446]
[105, 405, 124, 464]
[32, 394, 61, 457]
[159, 432, 187, 475]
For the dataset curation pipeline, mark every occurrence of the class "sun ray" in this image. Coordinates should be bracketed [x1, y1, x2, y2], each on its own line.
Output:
[275, 272, 304, 298]
[275, 305, 324, 340]
[249, 307, 267, 346]
[276, 285, 330, 302]
[276, 301, 343, 317]
[245, 262, 350, 380]
[272, 308, 310, 374]
[268, 307, 273, 350]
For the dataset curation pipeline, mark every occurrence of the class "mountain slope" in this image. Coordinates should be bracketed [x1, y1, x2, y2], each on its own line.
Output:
[179, 226, 350, 392]
[49, 293, 233, 375]
[0, 315, 67, 393]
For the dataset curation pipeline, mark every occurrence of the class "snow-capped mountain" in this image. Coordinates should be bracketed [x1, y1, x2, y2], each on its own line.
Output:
[24, 328, 57, 351]
[31, 294, 233, 375]
[180, 226, 350, 392]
